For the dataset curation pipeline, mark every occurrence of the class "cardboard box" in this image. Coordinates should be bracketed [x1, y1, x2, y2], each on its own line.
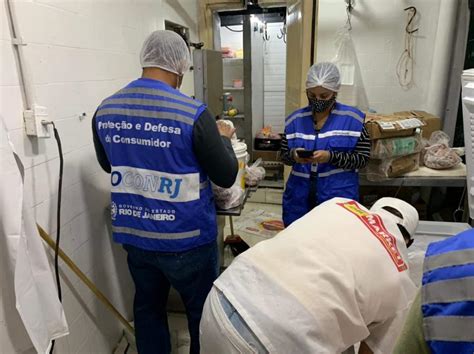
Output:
[365, 113, 425, 140]
[394, 111, 442, 139]
[364, 153, 420, 181]
[371, 135, 422, 159]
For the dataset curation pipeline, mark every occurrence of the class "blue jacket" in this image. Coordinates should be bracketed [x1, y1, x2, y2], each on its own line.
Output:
[282, 103, 364, 226]
[95, 78, 217, 252]
[422, 228, 474, 354]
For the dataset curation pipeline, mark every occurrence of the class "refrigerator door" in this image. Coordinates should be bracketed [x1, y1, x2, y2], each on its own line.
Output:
[461, 68, 474, 219]
[193, 49, 223, 118]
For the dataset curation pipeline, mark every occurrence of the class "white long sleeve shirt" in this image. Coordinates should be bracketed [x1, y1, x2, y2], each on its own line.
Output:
[215, 198, 417, 354]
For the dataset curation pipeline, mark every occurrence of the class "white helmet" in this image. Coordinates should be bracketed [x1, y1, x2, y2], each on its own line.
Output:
[370, 197, 419, 239]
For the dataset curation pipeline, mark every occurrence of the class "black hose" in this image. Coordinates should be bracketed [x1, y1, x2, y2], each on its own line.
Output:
[49, 123, 64, 354]
[310, 0, 317, 65]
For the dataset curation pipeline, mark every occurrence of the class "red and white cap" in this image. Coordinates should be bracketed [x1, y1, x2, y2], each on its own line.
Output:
[370, 197, 419, 238]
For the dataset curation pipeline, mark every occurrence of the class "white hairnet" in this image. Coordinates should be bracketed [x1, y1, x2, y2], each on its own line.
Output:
[305, 62, 341, 92]
[370, 197, 419, 238]
[140, 30, 191, 76]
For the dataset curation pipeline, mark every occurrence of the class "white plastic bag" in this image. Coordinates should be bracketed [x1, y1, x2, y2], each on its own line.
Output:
[217, 119, 238, 144]
[245, 158, 266, 187]
[212, 184, 244, 210]
[332, 28, 369, 111]
[428, 131, 450, 146]
[423, 131, 461, 170]
[424, 145, 461, 170]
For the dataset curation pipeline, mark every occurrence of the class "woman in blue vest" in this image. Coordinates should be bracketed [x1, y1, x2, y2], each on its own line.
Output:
[281, 62, 370, 227]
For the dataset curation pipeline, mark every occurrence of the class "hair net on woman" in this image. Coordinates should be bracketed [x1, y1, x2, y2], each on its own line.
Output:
[305, 62, 342, 92]
[140, 30, 191, 76]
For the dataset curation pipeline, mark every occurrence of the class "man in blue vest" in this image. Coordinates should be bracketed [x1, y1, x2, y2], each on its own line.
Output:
[92, 30, 238, 354]
[280, 62, 370, 227]
[394, 228, 474, 354]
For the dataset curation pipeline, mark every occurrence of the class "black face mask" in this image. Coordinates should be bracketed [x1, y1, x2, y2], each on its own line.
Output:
[308, 95, 336, 113]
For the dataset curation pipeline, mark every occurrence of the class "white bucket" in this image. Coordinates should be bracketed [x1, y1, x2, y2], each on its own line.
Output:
[233, 141, 248, 189]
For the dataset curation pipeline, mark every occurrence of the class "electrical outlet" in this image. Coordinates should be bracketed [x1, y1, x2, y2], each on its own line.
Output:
[24, 105, 51, 138]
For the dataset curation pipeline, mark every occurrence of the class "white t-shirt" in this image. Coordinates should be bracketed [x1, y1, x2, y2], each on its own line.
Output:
[215, 198, 417, 354]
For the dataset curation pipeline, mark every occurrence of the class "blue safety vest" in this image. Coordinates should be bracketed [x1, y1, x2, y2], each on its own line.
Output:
[95, 78, 217, 252]
[282, 102, 364, 226]
[422, 228, 474, 354]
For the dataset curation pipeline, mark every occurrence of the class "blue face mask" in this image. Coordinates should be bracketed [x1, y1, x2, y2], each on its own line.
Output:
[308, 95, 336, 113]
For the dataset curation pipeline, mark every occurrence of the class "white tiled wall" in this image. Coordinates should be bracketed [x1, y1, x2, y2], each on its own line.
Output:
[0, 0, 199, 353]
[263, 22, 286, 133]
[316, 0, 444, 114]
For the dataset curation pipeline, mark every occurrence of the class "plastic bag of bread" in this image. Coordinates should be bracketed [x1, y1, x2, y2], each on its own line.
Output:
[245, 158, 266, 187]
[371, 135, 422, 159]
[212, 184, 243, 210]
[423, 131, 461, 170]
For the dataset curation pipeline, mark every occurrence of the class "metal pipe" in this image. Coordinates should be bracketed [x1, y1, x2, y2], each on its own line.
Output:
[426, 0, 458, 118]
[229, 216, 235, 236]
[37, 225, 135, 336]
[442, 0, 470, 141]
[5, 0, 36, 109]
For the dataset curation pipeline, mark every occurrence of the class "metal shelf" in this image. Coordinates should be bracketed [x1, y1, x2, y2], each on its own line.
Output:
[222, 114, 244, 119]
[258, 179, 285, 189]
[216, 187, 252, 216]
[359, 175, 466, 187]
[223, 87, 244, 91]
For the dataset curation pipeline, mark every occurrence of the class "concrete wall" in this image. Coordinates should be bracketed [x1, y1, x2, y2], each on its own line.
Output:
[0, 0, 199, 353]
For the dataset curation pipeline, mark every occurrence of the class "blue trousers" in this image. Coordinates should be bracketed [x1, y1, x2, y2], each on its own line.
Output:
[124, 241, 218, 354]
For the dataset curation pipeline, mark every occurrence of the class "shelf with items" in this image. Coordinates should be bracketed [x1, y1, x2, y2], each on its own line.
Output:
[223, 57, 244, 90]
[222, 57, 244, 62]
[222, 52, 247, 146]
[223, 87, 245, 91]
[222, 114, 245, 119]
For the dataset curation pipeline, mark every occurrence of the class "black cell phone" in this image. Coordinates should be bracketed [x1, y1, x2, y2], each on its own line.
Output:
[296, 150, 314, 158]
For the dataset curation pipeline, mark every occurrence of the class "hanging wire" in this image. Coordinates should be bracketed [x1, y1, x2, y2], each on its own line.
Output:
[277, 17, 287, 43]
[396, 6, 419, 90]
[345, 0, 355, 31]
[224, 25, 243, 33]
[263, 22, 270, 41]
[453, 186, 467, 222]
[262, 13, 270, 41]
[394, 178, 405, 199]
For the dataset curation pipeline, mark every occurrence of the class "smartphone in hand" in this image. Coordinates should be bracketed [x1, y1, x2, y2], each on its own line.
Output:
[296, 150, 314, 158]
